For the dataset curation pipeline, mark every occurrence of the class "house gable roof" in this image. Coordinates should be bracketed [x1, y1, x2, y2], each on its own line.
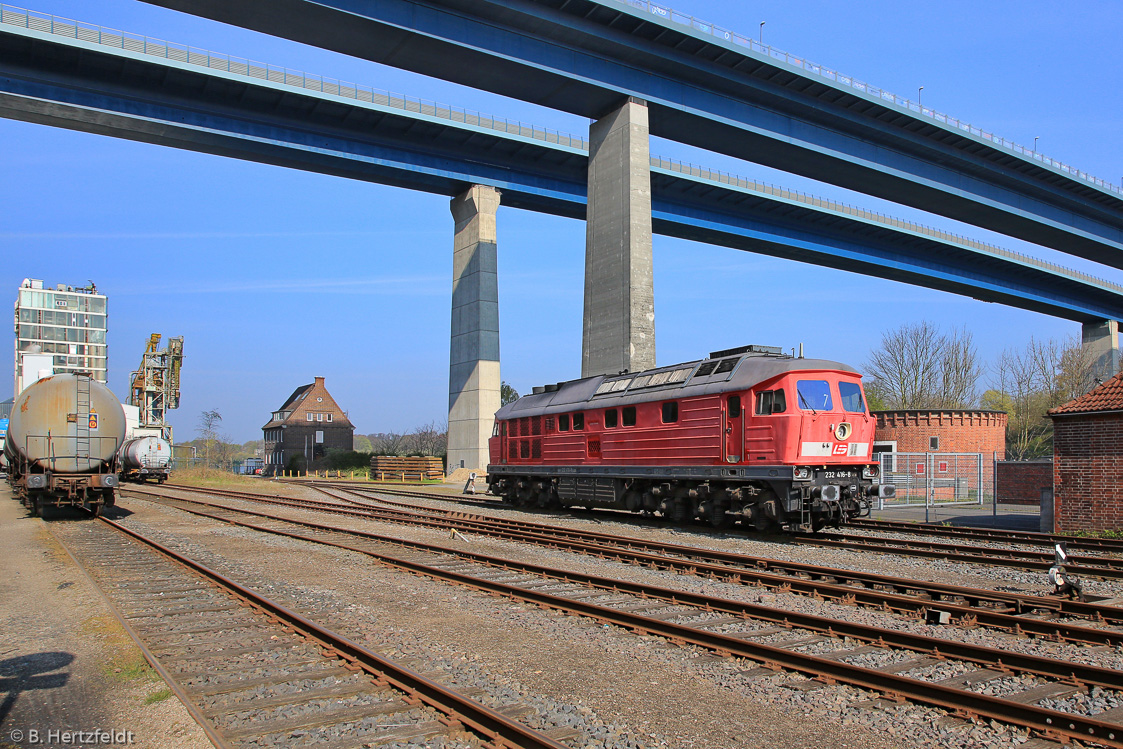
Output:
[1048, 372, 1123, 416]
[262, 377, 355, 431]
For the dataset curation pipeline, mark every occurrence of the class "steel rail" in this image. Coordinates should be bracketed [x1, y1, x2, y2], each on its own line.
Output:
[45, 519, 236, 749]
[93, 515, 569, 749]
[134, 493, 1123, 687]
[136, 486, 1123, 631]
[130, 493, 1123, 748]
[306, 481, 1123, 575]
[341, 486, 1123, 579]
[851, 518, 1123, 554]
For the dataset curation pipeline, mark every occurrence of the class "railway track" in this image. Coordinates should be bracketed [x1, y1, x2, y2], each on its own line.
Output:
[47, 512, 572, 749]
[852, 518, 1123, 555]
[138, 484, 1123, 644]
[298, 481, 1123, 579]
[123, 487, 1123, 748]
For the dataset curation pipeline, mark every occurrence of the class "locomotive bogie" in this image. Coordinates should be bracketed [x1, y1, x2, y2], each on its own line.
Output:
[486, 346, 892, 532]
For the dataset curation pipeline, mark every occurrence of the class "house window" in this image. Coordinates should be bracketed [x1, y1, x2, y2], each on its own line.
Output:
[315, 430, 324, 443]
[327, 413, 333, 422]
[306, 413, 313, 421]
[622, 406, 636, 426]
[317, 413, 323, 422]
[662, 401, 678, 423]
[930, 436, 940, 451]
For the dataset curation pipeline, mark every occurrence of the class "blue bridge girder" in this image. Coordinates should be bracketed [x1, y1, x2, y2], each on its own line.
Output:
[2, 18, 1122, 325]
[136, 0, 1123, 271]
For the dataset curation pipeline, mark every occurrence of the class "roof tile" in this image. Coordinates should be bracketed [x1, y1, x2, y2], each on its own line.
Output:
[1048, 372, 1123, 415]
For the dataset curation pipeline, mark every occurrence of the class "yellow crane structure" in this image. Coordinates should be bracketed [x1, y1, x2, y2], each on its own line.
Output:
[128, 334, 184, 441]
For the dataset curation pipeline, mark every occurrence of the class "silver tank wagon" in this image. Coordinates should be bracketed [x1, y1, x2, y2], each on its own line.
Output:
[4, 373, 125, 516]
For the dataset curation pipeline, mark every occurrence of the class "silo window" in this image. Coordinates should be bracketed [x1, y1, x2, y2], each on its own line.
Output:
[929, 436, 940, 451]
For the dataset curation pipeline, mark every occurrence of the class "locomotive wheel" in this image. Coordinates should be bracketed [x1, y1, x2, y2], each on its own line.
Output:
[669, 501, 691, 525]
[709, 502, 732, 529]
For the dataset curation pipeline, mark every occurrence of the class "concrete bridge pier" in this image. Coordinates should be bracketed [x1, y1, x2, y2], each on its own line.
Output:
[581, 97, 656, 378]
[1082, 320, 1120, 384]
[447, 184, 501, 473]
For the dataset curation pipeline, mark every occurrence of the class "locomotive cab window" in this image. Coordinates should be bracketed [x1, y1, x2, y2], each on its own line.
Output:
[572, 412, 584, 430]
[661, 401, 678, 423]
[839, 381, 865, 413]
[796, 380, 834, 412]
[559, 414, 570, 431]
[755, 389, 786, 415]
[605, 409, 618, 428]
[622, 406, 636, 426]
[728, 395, 741, 417]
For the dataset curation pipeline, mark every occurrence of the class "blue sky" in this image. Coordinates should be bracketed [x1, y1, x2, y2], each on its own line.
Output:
[2, 0, 1121, 442]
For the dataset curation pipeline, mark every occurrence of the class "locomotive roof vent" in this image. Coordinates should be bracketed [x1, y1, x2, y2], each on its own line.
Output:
[709, 344, 785, 359]
[543, 383, 560, 392]
[532, 386, 546, 394]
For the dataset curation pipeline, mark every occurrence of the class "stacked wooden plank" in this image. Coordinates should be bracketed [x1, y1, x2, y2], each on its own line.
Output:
[369, 455, 444, 481]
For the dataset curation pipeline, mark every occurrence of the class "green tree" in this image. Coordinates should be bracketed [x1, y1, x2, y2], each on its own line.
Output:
[353, 434, 373, 452]
[501, 381, 520, 406]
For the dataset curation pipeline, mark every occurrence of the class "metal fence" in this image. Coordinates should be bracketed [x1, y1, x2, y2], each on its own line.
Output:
[875, 452, 1040, 527]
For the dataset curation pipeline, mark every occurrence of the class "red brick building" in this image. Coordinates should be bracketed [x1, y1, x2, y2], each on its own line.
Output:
[872, 410, 1007, 497]
[1048, 373, 1123, 533]
[263, 376, 355, 474]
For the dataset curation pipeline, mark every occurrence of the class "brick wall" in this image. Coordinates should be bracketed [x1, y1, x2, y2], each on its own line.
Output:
[874, 410, 1007, 455]
[1052, 412, 1123, 533]
[996, 461, 1051, 506]
[874, 410, 1007, 490]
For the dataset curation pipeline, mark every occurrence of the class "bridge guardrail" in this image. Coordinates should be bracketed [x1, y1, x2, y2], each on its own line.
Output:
[3, 3, 1120, 295]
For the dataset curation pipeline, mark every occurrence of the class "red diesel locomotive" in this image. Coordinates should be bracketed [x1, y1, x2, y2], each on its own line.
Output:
[486, 345, 895, 531]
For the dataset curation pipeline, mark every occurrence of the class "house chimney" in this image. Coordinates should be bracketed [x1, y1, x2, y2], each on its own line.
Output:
[315, 376, 325, 386]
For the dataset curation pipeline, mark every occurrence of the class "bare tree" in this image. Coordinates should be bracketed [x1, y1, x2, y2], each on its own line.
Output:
[989, 335, 1101, 459]
[371, 432, 408, 456]
[198, 409, 222, 468]
[864, 322, 980, 409]
[410, 420, 448, 457]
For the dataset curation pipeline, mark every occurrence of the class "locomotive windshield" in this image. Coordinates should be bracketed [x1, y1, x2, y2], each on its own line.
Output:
[796, 380, 834, 412]
[839, 381, 865, 413]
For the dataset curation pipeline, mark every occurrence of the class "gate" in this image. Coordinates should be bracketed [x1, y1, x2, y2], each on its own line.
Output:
[877, 452, 988, 509]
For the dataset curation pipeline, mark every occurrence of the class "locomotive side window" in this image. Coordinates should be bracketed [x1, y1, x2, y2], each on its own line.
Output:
[501, 421, 507, 436]
[559, 414, 570, 431]
[755, 389, 787, 415]
[605, 409, 618, 428]
[622, 406, 636, 426]
[572, 413, 584, 430]
[662, 401, 678, 423]
[839, 381, 865, 413]
[728, 395, 741, 418]
[796, 380, 834, 412]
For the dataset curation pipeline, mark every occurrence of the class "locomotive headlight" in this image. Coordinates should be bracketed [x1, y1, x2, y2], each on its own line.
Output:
[862, 464, 879, 479]
[835, 422, 852, 440]
[794, 467, 812, 480]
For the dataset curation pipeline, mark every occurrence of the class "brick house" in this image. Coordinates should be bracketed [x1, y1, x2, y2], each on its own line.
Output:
[1048, 373, 1123, 533]
[262, 376, 354, 474]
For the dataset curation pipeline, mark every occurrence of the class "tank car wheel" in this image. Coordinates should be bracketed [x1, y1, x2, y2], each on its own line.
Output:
[91, 503, 103, 518]
[29, 496, 40, 518]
